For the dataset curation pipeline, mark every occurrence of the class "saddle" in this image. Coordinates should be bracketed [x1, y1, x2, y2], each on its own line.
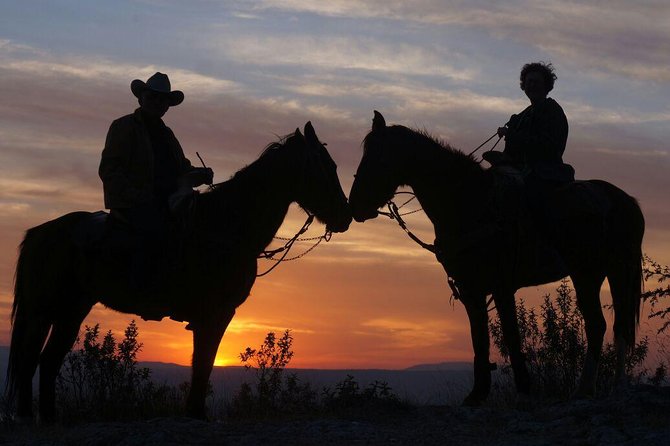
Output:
[70, 210, 151, 260]
[70, 210, 186, 321]
[71, 210, 110, 250]
[489, 168, 611, 288]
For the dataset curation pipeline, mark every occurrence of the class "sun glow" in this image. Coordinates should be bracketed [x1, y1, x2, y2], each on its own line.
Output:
[214, 356, 237, 367]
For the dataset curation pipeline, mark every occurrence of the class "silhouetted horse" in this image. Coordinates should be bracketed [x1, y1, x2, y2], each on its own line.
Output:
[350, 111, 644, 405]
[8, 122, 351, 420]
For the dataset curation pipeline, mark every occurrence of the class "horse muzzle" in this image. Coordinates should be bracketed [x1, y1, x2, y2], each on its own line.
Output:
[326, 211, 352, 233]
[352, 208, 378, 223]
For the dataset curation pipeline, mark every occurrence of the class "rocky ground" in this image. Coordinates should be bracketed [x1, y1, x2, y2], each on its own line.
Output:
[2, 386, 669, 445]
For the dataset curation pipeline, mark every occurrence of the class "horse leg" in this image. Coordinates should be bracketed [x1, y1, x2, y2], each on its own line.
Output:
[186, 311, 234, 419]
[572, 273, 606, 398]
[38, 304, 91, 422]
[11, 315, 51, 419]
[608, 252, 642, 390]
[493, 291, 531, 395]
[461, 292, 492, 406]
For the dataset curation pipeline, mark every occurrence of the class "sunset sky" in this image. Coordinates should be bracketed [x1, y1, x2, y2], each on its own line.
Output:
[1, 1, 669, 369]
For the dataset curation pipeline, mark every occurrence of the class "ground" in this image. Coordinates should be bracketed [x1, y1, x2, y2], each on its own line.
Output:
[2, 386, 669, 445]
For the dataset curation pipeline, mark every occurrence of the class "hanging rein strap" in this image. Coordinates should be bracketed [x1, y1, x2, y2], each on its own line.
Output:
[468, 131, 503, 158]
[385, 201, 435, 254]
[257, 214, 332, 277]
[380, 197, 461, 301]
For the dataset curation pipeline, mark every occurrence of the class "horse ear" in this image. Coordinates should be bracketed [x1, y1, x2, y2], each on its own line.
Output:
[304, 121, 316, 144]
[295, 127, 303, 138]
[372, 110, 386, 131]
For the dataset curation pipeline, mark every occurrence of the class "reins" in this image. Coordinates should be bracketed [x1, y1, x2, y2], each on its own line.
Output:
[378, 193, 435, 254]
[256, 213, 333, 277]
[467, 131, 503, 158]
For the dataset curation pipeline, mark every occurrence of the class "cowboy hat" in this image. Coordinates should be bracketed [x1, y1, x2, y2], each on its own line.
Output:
[130, 72, 184, 106]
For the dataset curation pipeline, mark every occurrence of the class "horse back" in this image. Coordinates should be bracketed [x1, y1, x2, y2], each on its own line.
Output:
[552, 180, 644, 237]
[547, 179, 644, 275]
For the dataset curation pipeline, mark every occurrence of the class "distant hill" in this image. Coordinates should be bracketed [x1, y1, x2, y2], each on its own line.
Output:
[0, 346, 472, 404]
[142, 361, 473, 405]
[404, 362, 472, 371]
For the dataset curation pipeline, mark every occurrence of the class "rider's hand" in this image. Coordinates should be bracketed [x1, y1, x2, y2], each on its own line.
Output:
[201, 167, 214, 185]
[497, 126, 508, 138]
[188, 167, 214, 187]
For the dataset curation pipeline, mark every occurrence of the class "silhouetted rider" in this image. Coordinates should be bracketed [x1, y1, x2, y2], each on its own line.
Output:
[487, 62, 574, 189]
[99, 72, 213, 296]
[485, 62, 575, 223]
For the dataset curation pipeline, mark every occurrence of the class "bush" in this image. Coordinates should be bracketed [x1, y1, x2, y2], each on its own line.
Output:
[643, 255, 670, 333]
[229, 330, 317, 419]
[490, 279, 653, 400]
[322, 375, 405, 415]
[229, 330, 406, 420]
[57, 321, 184, 422]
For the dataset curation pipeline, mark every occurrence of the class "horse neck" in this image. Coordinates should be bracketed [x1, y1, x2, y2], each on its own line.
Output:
[400, 136, 488, 235]
[205, 152, 298, 253]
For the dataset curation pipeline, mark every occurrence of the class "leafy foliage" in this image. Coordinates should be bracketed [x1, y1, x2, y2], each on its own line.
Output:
[490, 280, 653, 399]
[321, 374, 404, 415]
[642, 255, 670, 333]
[57, 321, 185, 422]
[230, 330, 317, 418]
[230, 330, 405, 420]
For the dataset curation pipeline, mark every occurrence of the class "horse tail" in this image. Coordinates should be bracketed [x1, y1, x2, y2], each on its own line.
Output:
[607, 189, 645, 351]
[6, 212, 87, 408]
[6, 226, 53, 405]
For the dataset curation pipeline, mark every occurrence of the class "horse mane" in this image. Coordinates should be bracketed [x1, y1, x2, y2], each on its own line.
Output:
[230, 133, 297, 181]
[193, 133, 298, 224]
[364, 124, 484, 176]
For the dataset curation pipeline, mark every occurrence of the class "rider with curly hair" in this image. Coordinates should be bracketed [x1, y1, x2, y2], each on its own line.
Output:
[492, 61, 575, 188]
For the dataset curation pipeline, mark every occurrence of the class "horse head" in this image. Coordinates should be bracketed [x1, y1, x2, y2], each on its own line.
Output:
[291, 122, 351, 233]
[349, 111, 407, 222]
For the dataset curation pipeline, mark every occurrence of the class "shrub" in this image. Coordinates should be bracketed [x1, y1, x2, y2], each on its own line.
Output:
[643, 255, 670, 333]
[322, 375, 405, 415]
[490, 279, 652, 400]
[56, 321, 184, 422]
[229, 331, 405, 420]
[229, 330, 317, 418]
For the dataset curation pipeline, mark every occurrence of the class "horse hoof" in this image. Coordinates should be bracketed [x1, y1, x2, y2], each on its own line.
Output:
[186, 409, 208, 420]
[38, 411, 57, 425]
[571, 389, 594, 400]
[12, 415, 36, 425]
[614, 377, 631, 393]
[462, 394, 485, 407]
[515, 392, 534, 410]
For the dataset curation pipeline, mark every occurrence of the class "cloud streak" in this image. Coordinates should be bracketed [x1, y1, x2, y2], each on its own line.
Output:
[207, 33, 475, 80]
[243, 0, 670, 81]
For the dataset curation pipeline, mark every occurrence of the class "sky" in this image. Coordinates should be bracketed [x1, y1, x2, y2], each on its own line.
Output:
[1, 0, 669, 369]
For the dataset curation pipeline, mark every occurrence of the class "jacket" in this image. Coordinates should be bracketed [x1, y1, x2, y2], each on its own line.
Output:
[99, 108, 193, 209]
[503, 97, 573, 183]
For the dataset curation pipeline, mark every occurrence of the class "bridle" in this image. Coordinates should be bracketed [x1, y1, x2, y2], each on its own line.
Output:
[257, 136, 336, 277]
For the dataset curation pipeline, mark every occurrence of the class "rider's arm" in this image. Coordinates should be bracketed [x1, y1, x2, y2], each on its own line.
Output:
[164, 127, 213, 187]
